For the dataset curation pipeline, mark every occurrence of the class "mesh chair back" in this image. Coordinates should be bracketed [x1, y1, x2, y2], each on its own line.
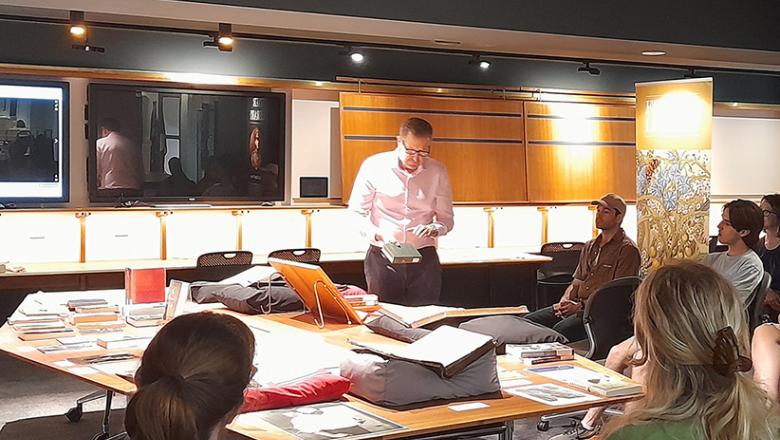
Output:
[267, 248, 321, 264]
[195, 251, 254, 282]
[748, 272, 772, 333]
[583, 276, 641, 360]
[539, 242, 585, 278]
[196, 251, 253, 267]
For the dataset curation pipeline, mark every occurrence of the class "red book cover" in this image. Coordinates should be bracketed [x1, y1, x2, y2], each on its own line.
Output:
[125, 268, 166, 304]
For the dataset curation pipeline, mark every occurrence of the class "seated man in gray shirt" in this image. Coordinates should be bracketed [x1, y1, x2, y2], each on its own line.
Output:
[704, 199, 764, 305]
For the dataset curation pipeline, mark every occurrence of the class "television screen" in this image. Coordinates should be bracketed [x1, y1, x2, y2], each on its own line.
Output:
[0, 81, 68, 203]
[88, 84, 285, 203]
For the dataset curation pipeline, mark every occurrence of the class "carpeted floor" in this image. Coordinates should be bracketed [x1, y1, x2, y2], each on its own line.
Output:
[0, 353, 578, 440]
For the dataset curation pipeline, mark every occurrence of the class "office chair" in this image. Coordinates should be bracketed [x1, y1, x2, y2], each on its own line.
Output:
[748, 272, 772, 335]
[195, 250, 254, 281]
[267, 248, 321, 264]
[535, 242, 585, 310]
[537, 276, 641, 432]
[708, 235, 728, 253]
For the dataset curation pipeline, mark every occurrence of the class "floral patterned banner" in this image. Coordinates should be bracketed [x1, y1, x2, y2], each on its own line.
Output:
[637, 149, 711, 274]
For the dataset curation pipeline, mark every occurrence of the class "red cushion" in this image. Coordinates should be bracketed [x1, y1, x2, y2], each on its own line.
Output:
[241, 374, 351, 412]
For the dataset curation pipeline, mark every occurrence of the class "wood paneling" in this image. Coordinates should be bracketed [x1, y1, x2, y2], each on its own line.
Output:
[524, 101, 637, 202]
[525, 101, 635, 118]
[341, 93, 525, 203]
[432, 142, 527, 202]
[525, 118, 635, 144]
[526, 144, 637, 202]
[342, 112, 523, 140]
[341, 93, 524, 114]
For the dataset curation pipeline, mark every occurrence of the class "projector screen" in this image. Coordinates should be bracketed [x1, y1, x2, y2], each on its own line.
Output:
[0, 81, 69, 203]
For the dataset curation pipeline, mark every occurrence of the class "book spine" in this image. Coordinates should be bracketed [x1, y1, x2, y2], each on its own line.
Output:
[519, 350, 574, 358]
[521, 354, 575, 365]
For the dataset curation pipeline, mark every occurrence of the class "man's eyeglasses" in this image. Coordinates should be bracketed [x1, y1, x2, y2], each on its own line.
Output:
[400, 139, 431, 157]
[764, 210, 778, 217]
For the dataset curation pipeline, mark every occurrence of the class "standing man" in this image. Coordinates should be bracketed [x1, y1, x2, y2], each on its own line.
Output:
[525, 193, 641, 342]
[348, 117, 454, 306]
[96, 118, 143, 195]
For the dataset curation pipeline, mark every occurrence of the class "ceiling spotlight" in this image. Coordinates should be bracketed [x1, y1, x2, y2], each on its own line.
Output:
[68, 11, 87, 40]
[72, 43, 105, 53]
[641, 50, 667, 56]
[577, 61, 600, 76]
[203, 23, 234, 52]
[683, 67, 697, 78]
[349, 51, 365, 64]
[468, 55, 491, 70]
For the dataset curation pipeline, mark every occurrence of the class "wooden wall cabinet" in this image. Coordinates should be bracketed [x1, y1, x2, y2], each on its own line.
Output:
[340, 93, 637, 204]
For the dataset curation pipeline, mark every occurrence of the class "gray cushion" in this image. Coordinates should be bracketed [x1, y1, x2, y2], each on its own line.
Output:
[340, 349, 500, 407]
[364, 315, 432, 343]
[458, 316, 568, 347]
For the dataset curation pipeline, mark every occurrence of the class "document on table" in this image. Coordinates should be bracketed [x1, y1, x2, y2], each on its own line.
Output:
[251, 330, 351, 387]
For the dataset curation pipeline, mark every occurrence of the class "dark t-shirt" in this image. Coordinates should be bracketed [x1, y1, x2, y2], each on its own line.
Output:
[757, 237, 780, 291]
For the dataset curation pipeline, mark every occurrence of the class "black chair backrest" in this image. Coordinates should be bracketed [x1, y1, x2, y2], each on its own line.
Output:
[709, 235, 728, 253]
[267, 248, 321, 264]
[195, 251, 254, 282]
[539, 242, 585, 278]
[583, 276, 642, 360]
[748, 272, 772, 333]
[196, 251, 254, 268]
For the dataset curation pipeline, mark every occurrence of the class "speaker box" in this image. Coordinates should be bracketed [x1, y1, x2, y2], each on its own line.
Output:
[300, 177, 328, 198]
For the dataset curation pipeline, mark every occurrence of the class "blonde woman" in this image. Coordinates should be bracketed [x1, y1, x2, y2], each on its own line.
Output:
[604, 261, 778, 440]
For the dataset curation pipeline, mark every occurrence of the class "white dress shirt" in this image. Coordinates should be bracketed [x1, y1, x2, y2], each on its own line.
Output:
[348, 150, 454, 249]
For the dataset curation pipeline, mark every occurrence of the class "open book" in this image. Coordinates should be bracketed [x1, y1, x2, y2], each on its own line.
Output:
[377, 303, 528, 328]
[350, 325, 495, 378]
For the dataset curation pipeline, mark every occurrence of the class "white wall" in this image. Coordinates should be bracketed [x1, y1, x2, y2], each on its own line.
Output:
[290, 99, 341, 199]
[712, 116, 780, 197]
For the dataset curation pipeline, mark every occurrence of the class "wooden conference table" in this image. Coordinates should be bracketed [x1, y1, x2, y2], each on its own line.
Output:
[0, 294, 641, 440]
[0, 247, 552, 308]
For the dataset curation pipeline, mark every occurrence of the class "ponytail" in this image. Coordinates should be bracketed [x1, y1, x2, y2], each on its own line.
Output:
[125, 312, 255, 440]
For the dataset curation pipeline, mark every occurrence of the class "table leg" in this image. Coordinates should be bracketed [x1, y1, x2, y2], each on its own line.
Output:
[501, 420, 514, 440]
[90, 390, 114, 440]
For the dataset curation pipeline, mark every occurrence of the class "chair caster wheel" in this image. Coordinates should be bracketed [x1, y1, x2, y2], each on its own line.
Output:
[65, 406, 83, 423]
[537, 421, 550, 431]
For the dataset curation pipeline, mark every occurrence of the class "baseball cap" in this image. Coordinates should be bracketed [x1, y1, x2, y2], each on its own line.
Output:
[591, 193, 627, 214]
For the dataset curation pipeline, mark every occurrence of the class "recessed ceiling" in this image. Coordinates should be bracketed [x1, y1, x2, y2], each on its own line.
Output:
[1, 0, 779, 72]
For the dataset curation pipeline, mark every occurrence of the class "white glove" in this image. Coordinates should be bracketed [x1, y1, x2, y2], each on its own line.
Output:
[409, 223, 444, 238]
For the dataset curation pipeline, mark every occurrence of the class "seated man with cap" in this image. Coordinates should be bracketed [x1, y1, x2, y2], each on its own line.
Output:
[525, 193, 641, 342]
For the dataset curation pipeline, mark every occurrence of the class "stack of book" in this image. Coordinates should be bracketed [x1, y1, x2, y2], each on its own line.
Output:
[507, 342, 575, 365]
[68, 307, 125, 332]
[10, 321, 74, 341]
[125, 303, 166, 328]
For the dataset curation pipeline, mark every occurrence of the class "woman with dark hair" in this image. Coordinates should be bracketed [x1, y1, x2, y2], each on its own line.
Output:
[758, 194, 780, 317]
[125, 312, 255, 440]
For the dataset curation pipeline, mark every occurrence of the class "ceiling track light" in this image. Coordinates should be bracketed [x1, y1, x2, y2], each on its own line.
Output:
[340, 46, 365, 64]
[468, 54, 491, 70]
[71, 43, 105, 53]
[203, 23, 234, 52]
[577, 61, 600, 76]
[68, 10, 87, 41]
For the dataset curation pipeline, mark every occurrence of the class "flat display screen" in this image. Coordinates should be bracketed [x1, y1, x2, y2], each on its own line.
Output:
[88, 84, 286, 203]
[0, 82, 68, 203]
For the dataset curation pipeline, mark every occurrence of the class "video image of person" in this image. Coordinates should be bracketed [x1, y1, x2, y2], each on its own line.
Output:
[0, 98, 59, 183]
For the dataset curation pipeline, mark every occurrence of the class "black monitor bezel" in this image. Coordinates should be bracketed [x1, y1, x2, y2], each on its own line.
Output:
[87, 83, 287, 204]
[0, 78, 70, 204]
